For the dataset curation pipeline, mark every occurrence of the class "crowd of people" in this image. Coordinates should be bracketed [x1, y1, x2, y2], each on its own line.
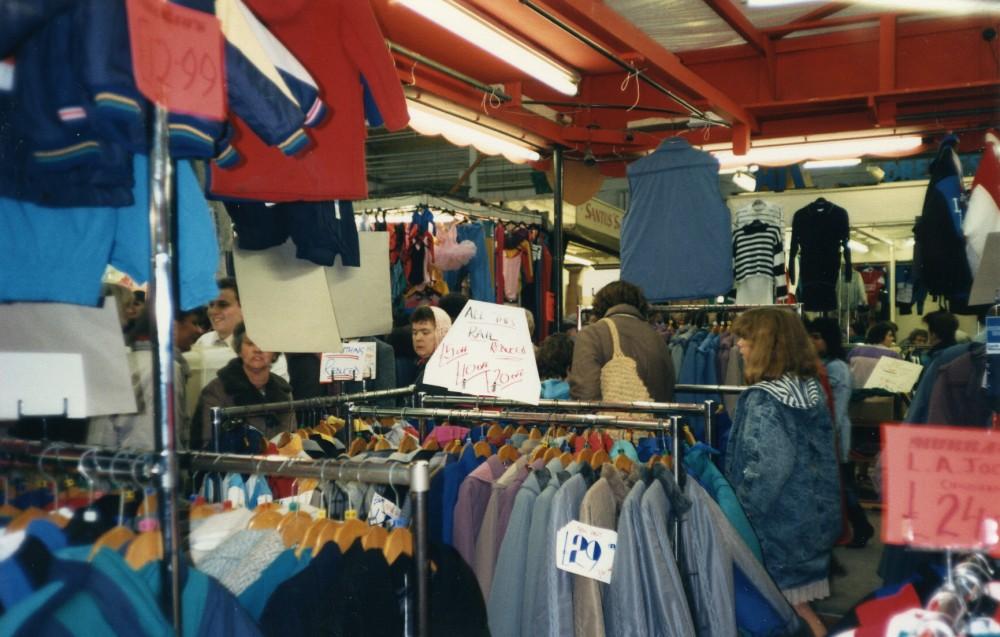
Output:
[85, 274, 979, 637]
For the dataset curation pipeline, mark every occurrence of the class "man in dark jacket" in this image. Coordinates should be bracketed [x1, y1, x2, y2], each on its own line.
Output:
[568, 280, 676, 401]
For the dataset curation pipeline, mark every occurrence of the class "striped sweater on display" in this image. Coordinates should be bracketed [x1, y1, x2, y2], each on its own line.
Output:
[732, 221, 787, 298]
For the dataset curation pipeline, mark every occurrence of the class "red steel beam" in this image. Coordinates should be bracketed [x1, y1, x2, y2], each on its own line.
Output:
[762, 12, 894, 37]
[700, 0, 768, 55]
[530, 0, 758, 129]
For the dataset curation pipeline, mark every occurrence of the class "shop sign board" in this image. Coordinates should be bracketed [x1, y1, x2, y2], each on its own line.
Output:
[574, 198, 623, 249]
[882, 424, 1000, 554]
[319, 341, 376, 383]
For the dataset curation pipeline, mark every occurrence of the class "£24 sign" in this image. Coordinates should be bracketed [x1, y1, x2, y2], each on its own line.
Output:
[126, 0, 226, 120]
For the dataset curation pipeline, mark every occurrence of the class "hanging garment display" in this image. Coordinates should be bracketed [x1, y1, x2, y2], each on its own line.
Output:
[962, 133, 1000, 277]
[789, 198, 851, 312]
[732, 214, 787, 305]
[208, 0, 409, 202]
[226, 200, 360, 267]
[913, 135, 972, 300]
[621, 138, 733, 301]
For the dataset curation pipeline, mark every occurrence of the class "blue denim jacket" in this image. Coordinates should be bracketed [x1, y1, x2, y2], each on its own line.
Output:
[725, 376, 840, 590]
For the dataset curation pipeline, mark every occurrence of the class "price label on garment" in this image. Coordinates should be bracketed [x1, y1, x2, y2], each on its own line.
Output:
[555, 520, 617, 583]
[882, 425, 1000, 555]
[319, 352, 361, 383]
[126, 0, 225, 120]
[367, 494, 403, 528]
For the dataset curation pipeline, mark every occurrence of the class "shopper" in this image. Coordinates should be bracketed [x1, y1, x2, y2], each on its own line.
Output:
[567, 280, 675, 401]
[174, 307, 206, 353]
[727, 308, 840, 636]
[191, 277, 288, 382]
[847, 321, 901, 386]
[411, 305, 453, 394]
[921, 310, 958, 363]
[191, 322, 294, 451]
[438, 292, 470, 322]
[537, 333, 573, 399]
[808, 317, 874, 549]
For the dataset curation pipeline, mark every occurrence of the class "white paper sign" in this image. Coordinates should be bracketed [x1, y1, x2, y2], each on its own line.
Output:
[0, 353, 87, 418]
[863, 356, 924, 393]
[234, 240, 343, 353]
[423, 300, 541, 404]
[319, 352, 362, 383]
[343, 342, 377, 379]
[556, 520, 617, 584]
[367, 493, 404, 528]
[327, 231, 392, 338]
[0, 301, 136, 417]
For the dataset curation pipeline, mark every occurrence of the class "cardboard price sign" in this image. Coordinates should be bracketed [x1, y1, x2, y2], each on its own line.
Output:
[126, 0, 225, 120]
[882, 425, 1000, 554]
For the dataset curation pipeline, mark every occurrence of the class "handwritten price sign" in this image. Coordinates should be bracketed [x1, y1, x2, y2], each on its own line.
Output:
[883, 424, 1000, 554]
[126, 0, 225, 120]
[424, 300, 540, 404]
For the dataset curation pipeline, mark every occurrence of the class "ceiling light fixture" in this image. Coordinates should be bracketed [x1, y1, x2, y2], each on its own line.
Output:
[395, 0, 580, 95]
[847, 239, 870, 254]
[747, 0, 1000, 14]
[803, 158, 862, 169]
[712, 135, 923, 170]
[406, 99, 542, 163]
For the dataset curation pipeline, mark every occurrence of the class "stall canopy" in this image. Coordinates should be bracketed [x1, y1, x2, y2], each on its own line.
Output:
[370, 0, 1000, 174]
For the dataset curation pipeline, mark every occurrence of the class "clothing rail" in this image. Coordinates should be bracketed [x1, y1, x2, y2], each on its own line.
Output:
[210, 385, 416, 452]
[347, 405, 686, 562]
[915, 554, 995, 634]
[674, 384, 747, 395]
[0, 438, 434, 637]
[649, 303, 803, 315]
[417, 394, 713, 448]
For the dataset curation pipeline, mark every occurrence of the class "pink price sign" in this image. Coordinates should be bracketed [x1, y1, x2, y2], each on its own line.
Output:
[882, 424, 1000, 554]
[126, 0, 225, 120]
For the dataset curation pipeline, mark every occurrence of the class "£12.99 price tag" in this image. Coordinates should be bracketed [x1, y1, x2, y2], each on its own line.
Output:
[126, 0, 225, 120]
[882, 424, 1000, 554]
[556, 520, 617, 583]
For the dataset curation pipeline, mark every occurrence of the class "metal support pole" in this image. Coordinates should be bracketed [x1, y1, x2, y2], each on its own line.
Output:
[703, 400, 714, 449]
[417, 392, 427, 440]
[211, 407, 222, 453]
[148, 104, 182, 633]
[345, 403, 355, 450]
[669, 416, 682, 563]
[410, 461, 431, 637]
[889, 242, 897, 323]
[553, 146, 565, 331]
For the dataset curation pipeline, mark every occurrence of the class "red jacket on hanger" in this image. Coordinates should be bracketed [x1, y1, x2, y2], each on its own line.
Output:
[209, 0, 409, 202]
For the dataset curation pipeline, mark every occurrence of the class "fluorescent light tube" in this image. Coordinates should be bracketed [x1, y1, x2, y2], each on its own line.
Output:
[847, 239, 870, 254]
[803, 158, 862, 169]
[406, 99, 541, 163]
[395, 0, 580, 95]
[713, 135, 922, 170]
[564, 254, 594, 266]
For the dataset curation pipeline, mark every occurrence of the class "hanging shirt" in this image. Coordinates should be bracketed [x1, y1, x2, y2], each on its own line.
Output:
[621, 138, 733, 301]
[858, 266, 886, 308]
[790, 200, 851, 312]
[732, 220, 787, 304]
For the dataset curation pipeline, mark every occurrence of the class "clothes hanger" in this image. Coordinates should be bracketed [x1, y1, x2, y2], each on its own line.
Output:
[90, 450, 137, 558]
[277, 502, 312, 548]
[421, 437, 441, 452]
[498, 444, 520, 464]
[0, 475, 20, 518]
[248, 458, 285, 530]
[613, 453, 635, 474]
[383, 464, 413, 564]
[542, 446, 562, 464]
[125, 454, 164, 570]
[8, 445, 60, 531]
[590, 449, 610, 470]
[575, 446, 594, 465]
[329, 463, 367, 552]
[486, 423, 503, 440]
[473, 439, 492, 459]
[398, 434, 419, 455]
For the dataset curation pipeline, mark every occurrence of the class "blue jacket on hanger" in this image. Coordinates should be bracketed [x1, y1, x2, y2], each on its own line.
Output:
[621, 138, 734, 301]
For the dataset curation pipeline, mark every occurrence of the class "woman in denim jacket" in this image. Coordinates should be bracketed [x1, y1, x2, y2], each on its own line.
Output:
[725, 308, 841, 636]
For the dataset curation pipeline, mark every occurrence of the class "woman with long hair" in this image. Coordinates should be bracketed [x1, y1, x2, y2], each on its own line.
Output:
[727, 308, 841, 636]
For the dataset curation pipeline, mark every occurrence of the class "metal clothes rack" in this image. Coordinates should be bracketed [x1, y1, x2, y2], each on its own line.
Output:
[673, 385, 746, 395]
[0, 438, 434, 637]
[209, 385, 417, 452]
[911, 554, 996, 635]
[576, 302, 803, 330]
[347, 405, 687, 561]
[416, 394, 712, 448]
